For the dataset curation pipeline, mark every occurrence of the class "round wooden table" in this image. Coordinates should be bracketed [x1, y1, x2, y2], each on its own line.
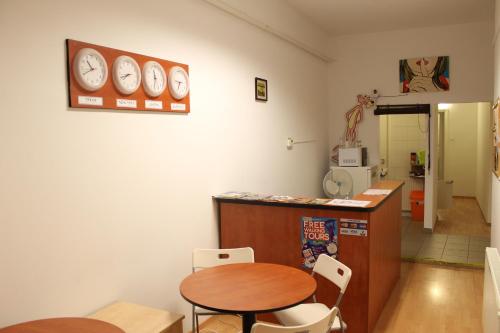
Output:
[180, 263, 316, 333]
[0, 317, 125, 333]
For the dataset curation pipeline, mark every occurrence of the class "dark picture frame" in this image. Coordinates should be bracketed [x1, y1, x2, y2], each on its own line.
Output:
[255, 77, 268, 101]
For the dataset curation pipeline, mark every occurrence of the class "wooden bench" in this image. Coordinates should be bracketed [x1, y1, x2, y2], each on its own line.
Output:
[88, 302, 184, 333]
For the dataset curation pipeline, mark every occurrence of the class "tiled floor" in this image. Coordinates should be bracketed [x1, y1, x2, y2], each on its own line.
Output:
[401, 217, 490, 267]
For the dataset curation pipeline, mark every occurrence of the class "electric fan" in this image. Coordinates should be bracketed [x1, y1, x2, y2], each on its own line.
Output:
[322, 168, 354, 198]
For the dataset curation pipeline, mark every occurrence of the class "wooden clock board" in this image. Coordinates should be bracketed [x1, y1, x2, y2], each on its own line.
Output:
[66, 39, 190, 113]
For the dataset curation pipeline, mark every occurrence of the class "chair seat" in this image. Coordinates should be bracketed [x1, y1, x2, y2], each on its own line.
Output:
[274, 303, 346, 331]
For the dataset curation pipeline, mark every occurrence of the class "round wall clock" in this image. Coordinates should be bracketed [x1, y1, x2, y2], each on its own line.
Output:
[142, 61, 167, 98]
[73, 48, 108, 92]
[112, 55, 141, 95]
[168, 66, 190, 100]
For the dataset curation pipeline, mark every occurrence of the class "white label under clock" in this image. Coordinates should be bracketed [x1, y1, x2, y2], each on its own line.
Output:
[116, 99, 137, 108]
[78, 96, 103, 106]
[145, 100, 163, 110]
[171, 103, 186, 111]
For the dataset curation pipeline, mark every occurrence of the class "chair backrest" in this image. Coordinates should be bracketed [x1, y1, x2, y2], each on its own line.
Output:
[251, 306, 338, 333]
[192, 247, 254, 271]
[313, 254, 352, 294]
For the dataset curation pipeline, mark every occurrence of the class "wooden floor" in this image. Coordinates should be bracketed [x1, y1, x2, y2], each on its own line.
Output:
[197, 263, 484, 333]
[434, 197, 490, 236]
[373, 263, 483, 333]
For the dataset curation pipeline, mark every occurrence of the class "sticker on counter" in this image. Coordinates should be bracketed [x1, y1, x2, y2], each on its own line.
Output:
[339, 218, 368, 237]
[301, 217, 338, 269]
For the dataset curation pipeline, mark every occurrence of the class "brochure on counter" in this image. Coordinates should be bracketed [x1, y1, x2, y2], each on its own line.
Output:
[326, 199, 371, 207]
[214, 192, 371, 207]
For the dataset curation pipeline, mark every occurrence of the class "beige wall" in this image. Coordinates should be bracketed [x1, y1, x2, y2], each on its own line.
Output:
[379, 115, 388, 167]
[476, 102, 493, 223]
[491, 0, 500, 247]
[0, 0, 329, 327]
[426, 108, 439, 230]
[444, 103, 478, 197]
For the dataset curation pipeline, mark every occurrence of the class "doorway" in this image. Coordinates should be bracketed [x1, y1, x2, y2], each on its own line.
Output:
[379, 112, 430, 261]
[435, 102, 491, 236]
[378, 102, 492, 267]
[379, 113, 427, 214]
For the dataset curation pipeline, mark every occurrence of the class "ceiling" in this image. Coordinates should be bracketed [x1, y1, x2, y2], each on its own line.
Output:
[286, 0, 494, 36]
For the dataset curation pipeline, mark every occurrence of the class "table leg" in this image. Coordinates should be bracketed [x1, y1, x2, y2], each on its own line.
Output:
[242, 313, 256, 333]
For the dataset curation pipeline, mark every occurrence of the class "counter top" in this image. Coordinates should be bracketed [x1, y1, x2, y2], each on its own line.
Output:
[214, 180, 404, 212]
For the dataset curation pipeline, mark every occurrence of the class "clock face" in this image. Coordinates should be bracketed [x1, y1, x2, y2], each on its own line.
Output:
[112, 55, 141, 95]
[168, 66, 190, 100]
[73, 48, 108, 92]
[142, 61, 166, 98]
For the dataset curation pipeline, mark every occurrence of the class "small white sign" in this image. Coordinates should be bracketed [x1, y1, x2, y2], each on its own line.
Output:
[340, 218, 368, 224]
[78, 96, 103, 106]
[145, 100, 163, 110]
[340, 228, 368, 237]
[171, 103, 186, 111]
[116, 99, 137, 108]
[339, 218, 368, 237]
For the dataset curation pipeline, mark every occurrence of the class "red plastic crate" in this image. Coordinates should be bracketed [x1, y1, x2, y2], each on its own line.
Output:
[410, 190, 424, 221]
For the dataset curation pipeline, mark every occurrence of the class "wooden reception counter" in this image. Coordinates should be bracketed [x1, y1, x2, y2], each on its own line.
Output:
[215, 180, 403, 333]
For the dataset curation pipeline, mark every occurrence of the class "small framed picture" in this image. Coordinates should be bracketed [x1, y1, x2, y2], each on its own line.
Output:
[255, 77, 268, 101]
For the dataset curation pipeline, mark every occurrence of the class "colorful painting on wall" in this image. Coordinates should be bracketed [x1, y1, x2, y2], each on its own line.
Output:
[493, 99, 500, 178]
[399, 56, 449, 93]
[330, 91, 379, 164]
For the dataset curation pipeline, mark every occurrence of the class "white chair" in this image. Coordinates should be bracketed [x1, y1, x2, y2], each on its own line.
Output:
[191, 247, 255, 333]
[252, 306, 339, 333]
[274, 254, 352, 333]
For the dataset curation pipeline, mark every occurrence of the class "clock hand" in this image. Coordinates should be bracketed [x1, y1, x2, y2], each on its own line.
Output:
[153, 70, 157, 80]
[120, 73, 132, 80]
[82, 68, 93, 75]
[176, 80, 181, 90]
[86, 60, 94, 70]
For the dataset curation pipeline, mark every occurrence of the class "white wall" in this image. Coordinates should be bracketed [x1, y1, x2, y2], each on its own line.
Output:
[327, 21, 493, 167]
[444, 103, 478, 197]
[0, 0, 329, 327]
[425, 107, 439, 230]
[493, 174, 500, 246]
[476, 102, 492, 223]
[212, 0, 329, 57]
[491, 0, 500, 247]
[327, 21, 493, 229]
